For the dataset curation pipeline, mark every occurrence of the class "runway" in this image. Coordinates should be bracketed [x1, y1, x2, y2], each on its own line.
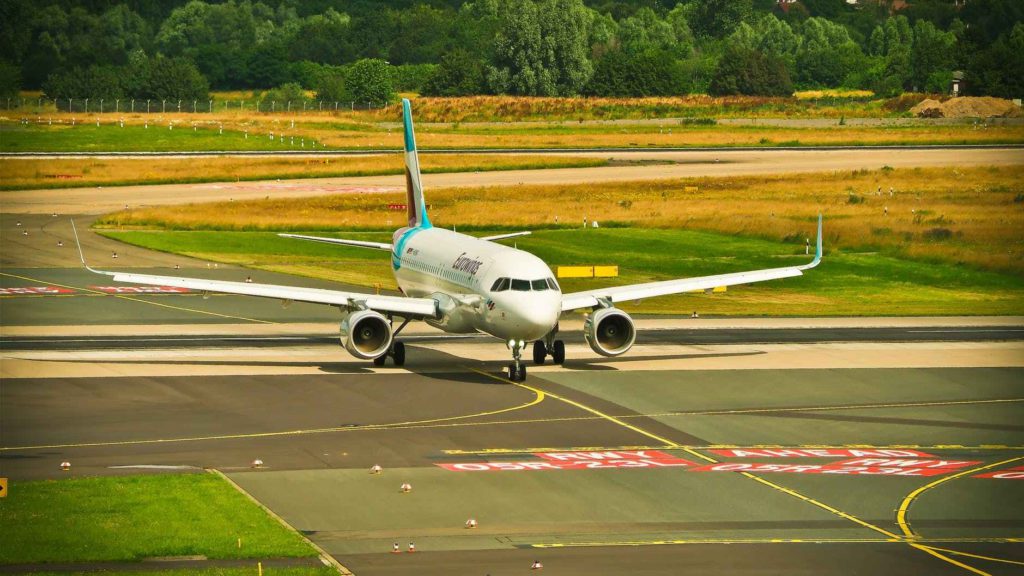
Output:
[4, 147, 1022, 214]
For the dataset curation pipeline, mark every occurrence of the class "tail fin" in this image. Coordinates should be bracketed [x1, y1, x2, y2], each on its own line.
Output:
[402, 98, 431, 229]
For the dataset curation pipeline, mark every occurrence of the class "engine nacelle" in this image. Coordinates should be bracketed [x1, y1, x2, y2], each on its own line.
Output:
[584, 307, 636, 357]
[339, 309, 393, 360]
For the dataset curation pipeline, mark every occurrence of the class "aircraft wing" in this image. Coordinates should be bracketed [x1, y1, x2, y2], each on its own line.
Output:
[480, 231, 531, 242]
[72, 223, 434, 317]
[561, 215, 823, 312]
[93, 270, 437, 317]
[278, 233, 392, 251]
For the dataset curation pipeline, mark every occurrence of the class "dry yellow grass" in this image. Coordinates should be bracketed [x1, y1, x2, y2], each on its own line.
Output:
[0, 154, 605, 190]
[98, 165, 1024, 275]
[793, 89, 875, 100]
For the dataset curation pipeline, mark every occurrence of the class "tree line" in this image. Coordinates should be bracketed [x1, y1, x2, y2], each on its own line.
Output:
[0, 0, 1021, 103]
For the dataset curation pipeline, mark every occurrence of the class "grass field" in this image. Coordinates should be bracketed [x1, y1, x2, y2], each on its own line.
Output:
[0, 154, 607, 190]
[98, 226, 1024, 316]
[23, 565, 335, 569]
[0, 473, 318, 564]
[96, 166, 1024, 276]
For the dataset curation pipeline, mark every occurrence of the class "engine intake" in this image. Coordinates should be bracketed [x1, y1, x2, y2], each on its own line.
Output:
[584, 307, 636, 357]
[340, 309, 393, 359]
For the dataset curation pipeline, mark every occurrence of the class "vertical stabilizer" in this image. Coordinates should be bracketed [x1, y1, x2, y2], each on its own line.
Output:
[402, 98, 431, 229]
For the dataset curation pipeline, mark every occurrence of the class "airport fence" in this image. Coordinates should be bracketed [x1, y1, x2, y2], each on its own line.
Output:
[2, 97, 391, 114]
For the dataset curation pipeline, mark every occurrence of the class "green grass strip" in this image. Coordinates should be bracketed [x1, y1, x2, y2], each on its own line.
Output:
[0, 473, 318, 564]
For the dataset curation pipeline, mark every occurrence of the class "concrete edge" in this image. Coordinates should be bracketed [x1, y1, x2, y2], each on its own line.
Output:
[209, 468, 354, 576]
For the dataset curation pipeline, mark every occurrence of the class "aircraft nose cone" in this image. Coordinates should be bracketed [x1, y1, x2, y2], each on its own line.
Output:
[512, 297, 560, 340]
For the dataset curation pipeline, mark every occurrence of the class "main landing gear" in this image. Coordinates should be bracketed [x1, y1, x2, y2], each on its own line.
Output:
[374, 317, 409, 367]
[532, 330, 565, 366]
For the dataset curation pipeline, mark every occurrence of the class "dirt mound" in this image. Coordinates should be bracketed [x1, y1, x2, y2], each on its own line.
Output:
[910, 98, 943, 117]
[912, 96, 1021, 118]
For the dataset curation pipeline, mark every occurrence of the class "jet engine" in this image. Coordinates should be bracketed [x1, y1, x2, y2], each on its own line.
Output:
[584, 307, 636, 357]
[339, 309, 393, 359]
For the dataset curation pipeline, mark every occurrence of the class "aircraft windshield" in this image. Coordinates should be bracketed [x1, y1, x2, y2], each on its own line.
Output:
[491, 277, 559, 292]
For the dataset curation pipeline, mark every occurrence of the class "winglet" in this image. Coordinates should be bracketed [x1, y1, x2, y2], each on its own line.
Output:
[70, 219, 113, 276]
[798, 214, 823, 270]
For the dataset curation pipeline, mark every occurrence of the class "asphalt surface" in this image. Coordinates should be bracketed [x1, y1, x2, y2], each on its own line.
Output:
[5, 147, 1022, 214]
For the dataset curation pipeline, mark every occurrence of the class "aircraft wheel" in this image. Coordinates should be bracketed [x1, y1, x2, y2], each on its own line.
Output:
[552, 340, 566, 365]
[392, 341, 406, 367]
[532, 340, 547, 365]
[373, 355, 387, 367]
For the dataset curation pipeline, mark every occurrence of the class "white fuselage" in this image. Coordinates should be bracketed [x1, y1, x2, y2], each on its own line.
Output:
[390, 226, 561, 342]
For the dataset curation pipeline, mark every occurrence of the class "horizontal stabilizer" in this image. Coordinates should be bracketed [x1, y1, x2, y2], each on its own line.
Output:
[279, 233, 392, 251]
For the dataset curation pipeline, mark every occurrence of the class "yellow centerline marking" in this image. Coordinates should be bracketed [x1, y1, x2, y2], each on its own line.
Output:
[529, 536, 1023, 548]
[467, 369, 1015, 574]
[0, 271, 274, 324]
[910, 543, 992, 576]
[897, 456, 1024, 538]
[651, 397, 1024, 417]
[0, 383, 544, 452]
[920, 546, 1024, 566]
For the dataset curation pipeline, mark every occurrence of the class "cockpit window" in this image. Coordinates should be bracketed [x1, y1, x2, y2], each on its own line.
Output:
[546, 278, 559, 291]
[531, 279, 548, 291]
[491, 277, 510, 292]
[511, 279, 531, 291]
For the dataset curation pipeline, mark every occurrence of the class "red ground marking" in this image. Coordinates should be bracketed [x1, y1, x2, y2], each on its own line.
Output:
[0, 286, 75, 295]
[832, 458, 980, 469]
[90, 286, 192, 294]
[709, 448, 936, 458]
[974, 465, 1024, 480]
[689, 462, 952, 477]
[536, 450, 681, 461]
[437, 458, 695, 472]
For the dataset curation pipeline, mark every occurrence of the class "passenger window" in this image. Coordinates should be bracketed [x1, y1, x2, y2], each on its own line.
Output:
[546, 278, 560, 291]
[491, 277, 510, 292]
[531, 279, 548, 291]
[511, 279, 531, 291]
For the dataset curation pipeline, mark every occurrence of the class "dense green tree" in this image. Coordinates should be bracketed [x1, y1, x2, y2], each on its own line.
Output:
[144, 55, 210, 100]
[389, 4, 455, 65]
[488, 0, 593, 96]
[247, 41, 290, 88]
[709, 45, 792, 96]
[287, 8, 352, 65]
[588, 11, 619, 59]
[343, 58, 394, 104]
[617, 7, 677, 56]
[315, 72, 346, 102]
[0, 59, 22, 100]
[795, 17, 863, 88]
[965, 22, 1024, 98]
[690, 0, 753, 39]
[422, 49, 487, 96]
[584, 49, 686, 96]
[910, 20, 956, 92]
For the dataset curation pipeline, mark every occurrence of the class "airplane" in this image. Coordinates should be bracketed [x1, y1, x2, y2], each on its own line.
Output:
[76, 98, 822, 382]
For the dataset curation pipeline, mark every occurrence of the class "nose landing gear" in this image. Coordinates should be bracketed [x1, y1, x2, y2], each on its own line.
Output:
[507, 340, 527, 382]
